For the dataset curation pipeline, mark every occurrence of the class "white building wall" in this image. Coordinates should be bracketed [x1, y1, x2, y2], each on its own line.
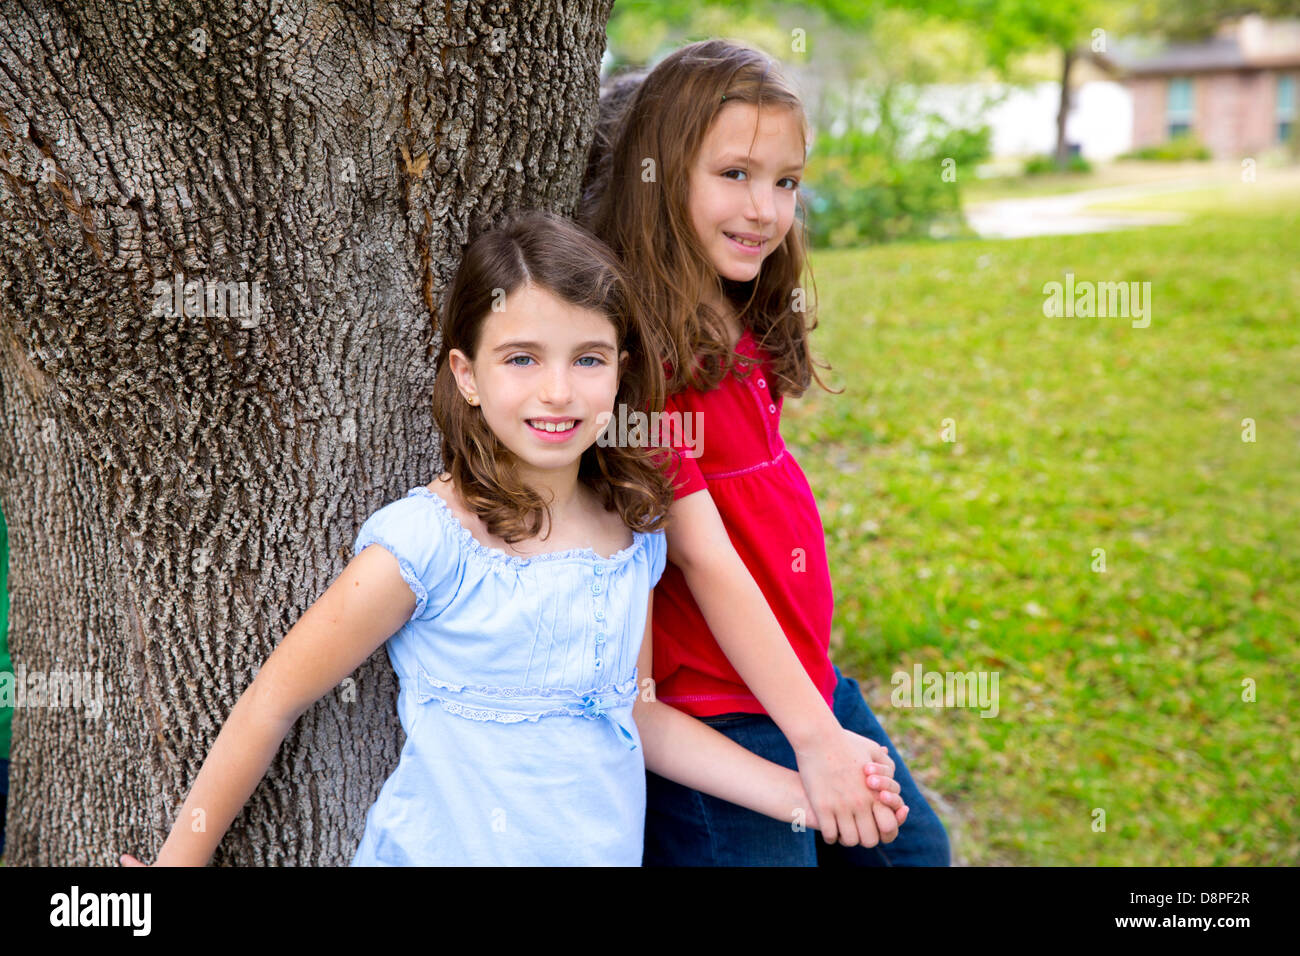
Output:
[913, 81, 1134, 160]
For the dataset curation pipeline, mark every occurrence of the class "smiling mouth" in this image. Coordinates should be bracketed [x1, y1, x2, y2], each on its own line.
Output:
[526, 419, 579, 433]
[725, 232, 766, 248]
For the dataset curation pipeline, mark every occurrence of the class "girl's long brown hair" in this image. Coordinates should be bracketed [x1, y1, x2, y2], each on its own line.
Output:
[582, 39, 834, 400]
[432, 210, 674, 545]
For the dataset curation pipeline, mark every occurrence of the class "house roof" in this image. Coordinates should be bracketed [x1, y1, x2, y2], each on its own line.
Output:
[1091, 17, 1300, 76]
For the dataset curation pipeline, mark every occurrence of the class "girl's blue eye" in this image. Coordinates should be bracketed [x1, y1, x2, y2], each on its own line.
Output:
[508, 355, 604, 367]
[725, 169, 799, 189]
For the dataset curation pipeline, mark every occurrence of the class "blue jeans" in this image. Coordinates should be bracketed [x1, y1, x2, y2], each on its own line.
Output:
[644, 668, 951, 866]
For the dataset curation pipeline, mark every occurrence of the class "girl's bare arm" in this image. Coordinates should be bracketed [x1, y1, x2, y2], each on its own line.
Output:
[662, 489, 902, 846]
[663, 489, 842, 747]
[123, 544, 419, 866]
[632, 593, 903, 830]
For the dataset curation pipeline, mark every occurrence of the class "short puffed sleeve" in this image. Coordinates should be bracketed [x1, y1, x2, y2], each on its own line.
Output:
[646, 529, 668, 589]
[661, 391, 708, 500]
[353, 490, 460, 622]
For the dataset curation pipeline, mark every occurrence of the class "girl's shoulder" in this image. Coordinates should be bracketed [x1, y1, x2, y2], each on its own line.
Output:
[400, 475, 520, 567]
[667, 326, 764, 402]
[423, 473, 471, 524]
[353, 479, 471, 622]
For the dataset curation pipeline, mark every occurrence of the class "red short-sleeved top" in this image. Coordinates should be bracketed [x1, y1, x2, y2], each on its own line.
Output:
[652, 327, 838, 717]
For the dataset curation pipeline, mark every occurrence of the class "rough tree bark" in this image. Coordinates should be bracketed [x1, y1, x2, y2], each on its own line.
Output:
[0, 0, 612, 866]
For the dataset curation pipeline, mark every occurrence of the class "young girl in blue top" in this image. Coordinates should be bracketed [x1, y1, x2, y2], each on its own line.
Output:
[118, 211, 903, 866]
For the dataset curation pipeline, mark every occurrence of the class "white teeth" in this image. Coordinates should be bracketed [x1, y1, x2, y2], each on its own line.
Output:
[529, 420, 576, 432]
[727, 233, 762, 247]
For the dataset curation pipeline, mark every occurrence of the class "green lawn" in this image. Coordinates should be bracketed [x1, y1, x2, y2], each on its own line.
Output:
[789, 196, 1300, 865]
[1081, 168, 1300, 218]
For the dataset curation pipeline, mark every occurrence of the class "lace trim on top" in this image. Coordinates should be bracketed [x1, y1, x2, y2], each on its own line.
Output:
[405, 485, 647, 570]
[412, 666, 641, 748]
[354, 532, 430, 618]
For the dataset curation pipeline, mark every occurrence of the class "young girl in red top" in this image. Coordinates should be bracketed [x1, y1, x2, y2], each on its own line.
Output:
[584, 39, 951, 865]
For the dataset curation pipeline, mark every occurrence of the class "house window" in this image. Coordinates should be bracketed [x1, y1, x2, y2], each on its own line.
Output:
[1280, 75, 1296, 144]
[1166, 77, 1193, 138]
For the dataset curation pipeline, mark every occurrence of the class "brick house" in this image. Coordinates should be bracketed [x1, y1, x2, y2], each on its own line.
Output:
[1091, 15, 1300, 159]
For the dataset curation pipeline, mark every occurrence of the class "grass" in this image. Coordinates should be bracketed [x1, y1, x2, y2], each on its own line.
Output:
[1081, 167, 1300, 218]
[789, 192, 1300, 865]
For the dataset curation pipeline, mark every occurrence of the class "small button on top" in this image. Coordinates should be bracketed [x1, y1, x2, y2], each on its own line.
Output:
[592, 583, 602, 594]
[768, 403, 776, 413]
[757, 377, 766, 388]
[594, 565, 604, 576]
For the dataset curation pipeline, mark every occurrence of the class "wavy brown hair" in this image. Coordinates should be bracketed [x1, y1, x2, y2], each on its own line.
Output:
[431, 210, 675, 545]
[583, 39, 835, 400]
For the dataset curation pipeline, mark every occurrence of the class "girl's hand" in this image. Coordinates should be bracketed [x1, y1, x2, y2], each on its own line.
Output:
[119, 853, 150, 867]
[866, 763, 909, 833]
[794, 730, 902, 846]
[801, 765, 908, 835]
[859, 741, 909, 831]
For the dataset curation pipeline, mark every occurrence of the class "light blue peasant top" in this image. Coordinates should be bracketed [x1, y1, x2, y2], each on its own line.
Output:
[348, 485, 666, 866]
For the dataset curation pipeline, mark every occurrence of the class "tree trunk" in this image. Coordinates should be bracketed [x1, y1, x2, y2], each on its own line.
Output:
[0, 0, 612, 866]
[1055, 45, 1075, 169]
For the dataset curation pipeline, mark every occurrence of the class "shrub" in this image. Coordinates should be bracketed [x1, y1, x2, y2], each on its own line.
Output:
[1023, 153, 1093, 175]
[1120, 137, 1212, 161]
[804, 123, 990, 248]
